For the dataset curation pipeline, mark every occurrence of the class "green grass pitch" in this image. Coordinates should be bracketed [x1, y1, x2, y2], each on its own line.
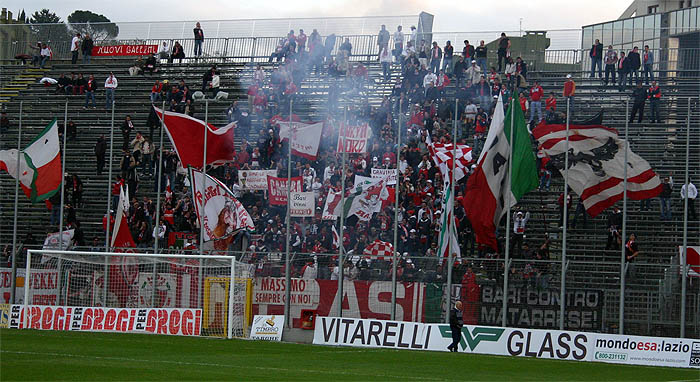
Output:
[1, 329, 697, 381]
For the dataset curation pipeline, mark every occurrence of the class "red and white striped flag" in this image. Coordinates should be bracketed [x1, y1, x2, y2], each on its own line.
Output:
[533, 124, 662, 217]
[428, 142, 473, 182]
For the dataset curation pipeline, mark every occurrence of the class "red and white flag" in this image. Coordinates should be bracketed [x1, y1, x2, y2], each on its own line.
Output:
[363, 239, 394, 261]
[428, 142, 473, 182]
[533, 123, 662, 217]
[154, 107, 235, 168]
[278, 121, 324, 160]
[332, 225, 339, 249]
[0, 119, 62, 207]
[111, 186, 136, 249]
[322, 190, 342, 220]
[267, 176, 303, 206]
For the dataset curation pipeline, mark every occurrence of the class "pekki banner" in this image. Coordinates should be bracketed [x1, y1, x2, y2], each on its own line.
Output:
[312, 316, 700, 369]
[267, 176, 303, 205]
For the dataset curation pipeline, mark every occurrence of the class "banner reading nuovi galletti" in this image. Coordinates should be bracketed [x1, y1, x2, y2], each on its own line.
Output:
[313, 317, 700, 369]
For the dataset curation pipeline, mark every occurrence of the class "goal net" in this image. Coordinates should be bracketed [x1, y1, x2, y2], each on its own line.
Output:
[15, 250, 253, 339]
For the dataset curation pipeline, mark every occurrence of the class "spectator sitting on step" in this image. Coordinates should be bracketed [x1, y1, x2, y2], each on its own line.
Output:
[144, 53, 157, 74]
[158, 41, 169, 61]
[150, 80, 163, 103]
[39, 43, 51, 68]
[55, 74, 71, 94]
[66, 120, 77, 141]
[72, 73, 86, 95]
[171, 41, 185, 63]
[129, 57, 145, 76]
[29, 42, 42, 66]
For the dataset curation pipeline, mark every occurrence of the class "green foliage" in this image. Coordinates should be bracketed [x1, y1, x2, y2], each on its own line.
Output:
[28, 9, 70, 43]
[67, 10, 119, 41]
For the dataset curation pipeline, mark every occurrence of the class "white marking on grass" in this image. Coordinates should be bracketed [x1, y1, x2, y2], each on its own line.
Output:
[1, 351, 448, 381]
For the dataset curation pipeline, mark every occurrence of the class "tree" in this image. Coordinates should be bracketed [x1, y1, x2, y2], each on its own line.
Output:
[67, 10, 119, 42]
[29, 9, 70, 43]
[19, 10, 26, 23]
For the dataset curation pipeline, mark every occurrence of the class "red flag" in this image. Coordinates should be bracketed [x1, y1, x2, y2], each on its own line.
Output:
[154, 107, 235, 169]
[111, 186, 136, 249]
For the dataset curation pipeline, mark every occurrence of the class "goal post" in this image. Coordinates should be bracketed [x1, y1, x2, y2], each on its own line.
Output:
[19, 249, 252, 339]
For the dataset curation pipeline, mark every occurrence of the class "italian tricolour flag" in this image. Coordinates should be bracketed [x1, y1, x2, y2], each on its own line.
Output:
[0, 119, 62, 206]
[463, 95, 539, 250]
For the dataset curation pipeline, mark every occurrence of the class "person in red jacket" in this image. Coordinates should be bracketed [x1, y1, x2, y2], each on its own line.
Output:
[545, 92, 557, 121]
[647, 80, 661, 123]
[563, 74, 576, 111]
[529, 80, 544, 124]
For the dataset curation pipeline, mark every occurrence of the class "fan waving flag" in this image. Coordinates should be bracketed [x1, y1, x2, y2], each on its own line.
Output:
[0, 119, 62, 207]
[189, 168, 255, 249]
[154, 107, 235, 168]
[363, 239, 394, 261]
[533, 123, 662, 217]
[428, 142, 473, 182]
[464, 95, 539, 250]
[437, 164, 461, 263]
[111, 186, 136, 249]
[278, 121, 324, 160]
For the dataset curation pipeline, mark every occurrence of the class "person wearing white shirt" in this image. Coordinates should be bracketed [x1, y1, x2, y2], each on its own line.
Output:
[71, 33, 81, 64]
[465, 60, 482, 87]
[312, 177, 323, 199]
[408, 25, 417, 46]
[423, 72, 437, 89]
[159, 41, 170, 61]
[323, 163, 335, 183]
[39, 43, 51, 68]
[393, 26, 404, 62]
[680, 181, 697, 220]
[402, 41, 416, 60]
[104, 72, 118, 110]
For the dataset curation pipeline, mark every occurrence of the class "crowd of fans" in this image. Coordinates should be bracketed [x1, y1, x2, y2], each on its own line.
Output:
[5, 23, 696, 287]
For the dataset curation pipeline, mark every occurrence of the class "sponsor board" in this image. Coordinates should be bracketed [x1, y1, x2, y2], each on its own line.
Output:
[250, 315, 284, 341]
[238, 170, 277, 191]
[91, 44, 158, 56]
[290, 192, 315, 217]
[8, 305, 201, 336]
[592, 333, 700, 368]
[479, 286, 603, 330]
[371, 168, 397, 185]
[312, 317, 699, 368]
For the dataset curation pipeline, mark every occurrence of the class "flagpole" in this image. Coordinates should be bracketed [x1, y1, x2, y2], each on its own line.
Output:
[502, 97, 515, 328]
[154, 101, 166, 254]
[105, 101, 116, 249]
[284, 99, 293, 328]
[391, 98, 402, 320]
[199, 100, 209, 257]
[445, 97, 458, 323]
[560, 97, 570, 331]
[10, 101, 23, 304]
[59, 100, 68, 251]
[619, 99, 629, 334]
[337, 107, 348, 317]
[680, 97, 691, 338]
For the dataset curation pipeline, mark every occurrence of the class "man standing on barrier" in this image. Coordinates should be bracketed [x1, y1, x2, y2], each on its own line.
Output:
[447, 301, 463, 352]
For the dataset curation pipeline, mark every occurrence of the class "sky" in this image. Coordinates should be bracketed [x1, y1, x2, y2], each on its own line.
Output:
[4, 0, 631, 31]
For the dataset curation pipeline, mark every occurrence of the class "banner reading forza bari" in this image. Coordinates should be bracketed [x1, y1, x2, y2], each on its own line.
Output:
[7, 305, 202, 336]
[312, 317, 699, 369]
[479, 285, 603, 330]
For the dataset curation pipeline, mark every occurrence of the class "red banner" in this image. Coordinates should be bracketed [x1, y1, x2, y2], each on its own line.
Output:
[91, 45, 158, 57]
[267, 176, 303, 206]
[9, 305, 201, 336]
[337, 123, 371, 153]
[252, 277, 426, 328]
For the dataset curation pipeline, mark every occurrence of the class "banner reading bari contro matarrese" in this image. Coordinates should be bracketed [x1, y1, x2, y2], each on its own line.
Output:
[313, 316, 700, 369]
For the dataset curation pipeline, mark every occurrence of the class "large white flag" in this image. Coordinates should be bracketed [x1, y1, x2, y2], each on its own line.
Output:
[189, 168, 255, 247]
[278, 121, 324, 160]
[322, 190, 342, 220]
[339, 177, 390, 222]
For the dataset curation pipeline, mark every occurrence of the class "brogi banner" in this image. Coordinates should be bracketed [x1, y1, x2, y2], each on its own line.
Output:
[91, 45, 158, 56]
[267, 176, 303, 206]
